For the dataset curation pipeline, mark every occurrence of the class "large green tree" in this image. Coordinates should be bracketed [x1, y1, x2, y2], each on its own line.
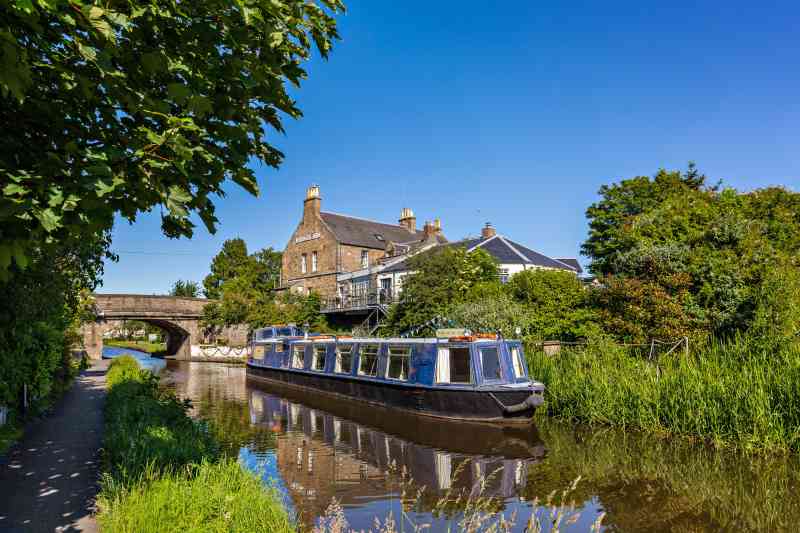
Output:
[0, 0, 344, 274]
[582, 165, 800, 341]
[385, 247, 498, 334]
[169, 279, 200, 298]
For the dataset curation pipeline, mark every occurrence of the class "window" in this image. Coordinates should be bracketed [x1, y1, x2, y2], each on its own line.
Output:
[275, 342, 285, 353]
[361, 250, 369, 269]
[301, 254, 307, 274]
[436, 347, 472, 384]
[312, 345, 327, 371]
[480, 347, 502, 380]
[253, 345, 266, 360]
[498, 268, 510, 284]
[291, 345, 305, 369]
[387, 346, 411, 381]
[335, 345, 353, 374]
[511, 346, 526, 378]
[311, 251, 318, 272]
[358, 345, 379, 377]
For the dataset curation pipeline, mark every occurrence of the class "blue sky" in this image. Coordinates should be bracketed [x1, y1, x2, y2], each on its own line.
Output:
[102, 0, 800, 294]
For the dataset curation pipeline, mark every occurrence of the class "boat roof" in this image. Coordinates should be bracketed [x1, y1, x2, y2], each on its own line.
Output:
[287, 336, 519, 344]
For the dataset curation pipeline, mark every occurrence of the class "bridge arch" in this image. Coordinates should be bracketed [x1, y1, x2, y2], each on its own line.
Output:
[81, 294, 247, 360]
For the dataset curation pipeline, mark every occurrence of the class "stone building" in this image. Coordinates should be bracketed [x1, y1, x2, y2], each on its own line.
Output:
[280, 185, 446, 299]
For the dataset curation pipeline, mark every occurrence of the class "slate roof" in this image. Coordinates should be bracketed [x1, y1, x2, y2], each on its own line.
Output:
[320, 212, 429, 250]
[555, 258, 583, 274]
[382, 235, 578, 273]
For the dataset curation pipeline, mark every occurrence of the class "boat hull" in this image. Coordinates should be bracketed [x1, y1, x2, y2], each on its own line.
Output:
[246, 363, 541, 425]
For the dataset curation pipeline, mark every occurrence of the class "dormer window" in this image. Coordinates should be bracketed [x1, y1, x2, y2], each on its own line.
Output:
[374, 233, 384, 242]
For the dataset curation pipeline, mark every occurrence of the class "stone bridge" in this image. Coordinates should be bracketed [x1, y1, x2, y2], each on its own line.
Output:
[81, 294, 248, 360]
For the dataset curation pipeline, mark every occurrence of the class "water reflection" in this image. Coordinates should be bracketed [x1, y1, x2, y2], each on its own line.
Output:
[248, 386, 544, 526]
[163, 362, 800, 532]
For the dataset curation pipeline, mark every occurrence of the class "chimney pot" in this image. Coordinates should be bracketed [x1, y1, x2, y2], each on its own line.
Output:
[481, 222, 496, 239]
[399, 207, 417, 232]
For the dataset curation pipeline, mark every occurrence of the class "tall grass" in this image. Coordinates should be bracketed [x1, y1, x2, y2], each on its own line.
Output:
[528, 336, 800, 452]
[97, 356, 292, 532]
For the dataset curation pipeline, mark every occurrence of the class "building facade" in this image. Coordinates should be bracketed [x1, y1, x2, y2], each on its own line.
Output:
[280, 185, 445, 300]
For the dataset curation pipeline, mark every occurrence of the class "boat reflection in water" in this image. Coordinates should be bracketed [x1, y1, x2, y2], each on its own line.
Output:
[246, 380, 547, 530]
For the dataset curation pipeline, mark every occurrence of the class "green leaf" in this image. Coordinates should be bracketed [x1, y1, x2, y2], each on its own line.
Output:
[3, 183, 27, 196]
[36, 208, 60, 232]
[167, 83, 191, 104]
[14, 0, 35, 15]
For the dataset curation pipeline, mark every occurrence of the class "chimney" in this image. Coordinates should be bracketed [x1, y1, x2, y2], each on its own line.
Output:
[399, 207, 416, 232]
[423, 220, 435, 239]
[303, 184, 321, 221]
[433, 218, 442, 235]
[481, 222, 496, 239]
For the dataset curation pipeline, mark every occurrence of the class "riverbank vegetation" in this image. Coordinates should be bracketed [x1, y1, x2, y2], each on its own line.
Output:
[98, 356, 292, 532]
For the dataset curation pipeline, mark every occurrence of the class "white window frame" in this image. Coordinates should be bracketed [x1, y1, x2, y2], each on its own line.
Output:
[335, 345, 354, 374]
[361, 250, 369, 269]
[311, 251, 318, 272]
[386, 346, 411, 381]
[312, 345, 327, 371]
[291, 345, 305, 369]
[358, 344, 379, 377]
[436, 346, 473, 384]
[300, 253, 307, 274]
[511, 345, 526, 378]
[253, 345, 266, 361]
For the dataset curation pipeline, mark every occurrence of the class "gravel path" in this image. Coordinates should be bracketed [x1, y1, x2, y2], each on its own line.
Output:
[0, 360, 108, 533]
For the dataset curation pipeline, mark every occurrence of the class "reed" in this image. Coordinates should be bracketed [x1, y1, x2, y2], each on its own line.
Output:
[98, 356, 292, 532]
[528, 336, 800, 452]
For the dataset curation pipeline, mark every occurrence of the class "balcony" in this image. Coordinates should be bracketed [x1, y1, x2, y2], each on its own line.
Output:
[321, 289, 395, 314]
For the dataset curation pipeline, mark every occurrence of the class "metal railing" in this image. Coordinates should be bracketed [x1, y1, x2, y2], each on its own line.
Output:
[321, 289, 395, 313]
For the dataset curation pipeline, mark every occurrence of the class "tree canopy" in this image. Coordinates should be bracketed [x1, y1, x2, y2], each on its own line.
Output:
[0, 0, 344, 274]
[583, 165, 800, 342]
[169, 279, 200, 298]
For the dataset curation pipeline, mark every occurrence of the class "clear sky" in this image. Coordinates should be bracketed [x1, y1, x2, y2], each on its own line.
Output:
[101, 0, 800, 294]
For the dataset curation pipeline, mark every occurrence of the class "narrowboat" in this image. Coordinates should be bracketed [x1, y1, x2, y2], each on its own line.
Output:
[246, 328, 545, 424]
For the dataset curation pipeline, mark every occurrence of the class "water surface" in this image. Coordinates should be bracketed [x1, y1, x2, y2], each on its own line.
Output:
[162, 361, 800, 532]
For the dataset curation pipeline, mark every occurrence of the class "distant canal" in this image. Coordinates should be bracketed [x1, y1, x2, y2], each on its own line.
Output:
[159, 361, 800, 532]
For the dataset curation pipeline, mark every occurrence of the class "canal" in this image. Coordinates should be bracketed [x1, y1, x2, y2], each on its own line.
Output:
[141, 355, 800, 532]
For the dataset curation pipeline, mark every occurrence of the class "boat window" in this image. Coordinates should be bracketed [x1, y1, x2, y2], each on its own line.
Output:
[291, 345, 305, 369]
[480, 347, 502, 380]
[335, 345, 353, 374]
[511, 346, 526, 378]
[387, 346, 411, 381]
[252, 345, 266, 361]
[277, 327, 294, 337]
[275, 342, 285, 353]
[358, 345, 379, 377]
[436, 347, 472, 384]
[312, 345, 327, 371]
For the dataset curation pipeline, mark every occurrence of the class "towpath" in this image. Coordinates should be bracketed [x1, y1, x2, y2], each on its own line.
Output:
[0, 360, 108, 532]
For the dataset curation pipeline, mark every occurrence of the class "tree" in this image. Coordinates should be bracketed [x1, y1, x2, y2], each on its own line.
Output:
[201, 239, 285, 328]
[169, 279, 200, 298]
[582, 165, 800, 341]
[0, 0, 344, 274]
[385, 247, 498, 334]
[203, 238, 251, 299]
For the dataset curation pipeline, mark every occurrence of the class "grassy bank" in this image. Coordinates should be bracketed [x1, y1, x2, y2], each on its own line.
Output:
[97, 356, 292, 532]
[528, 337, 800, 453]
[104, 340, 167, 356]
